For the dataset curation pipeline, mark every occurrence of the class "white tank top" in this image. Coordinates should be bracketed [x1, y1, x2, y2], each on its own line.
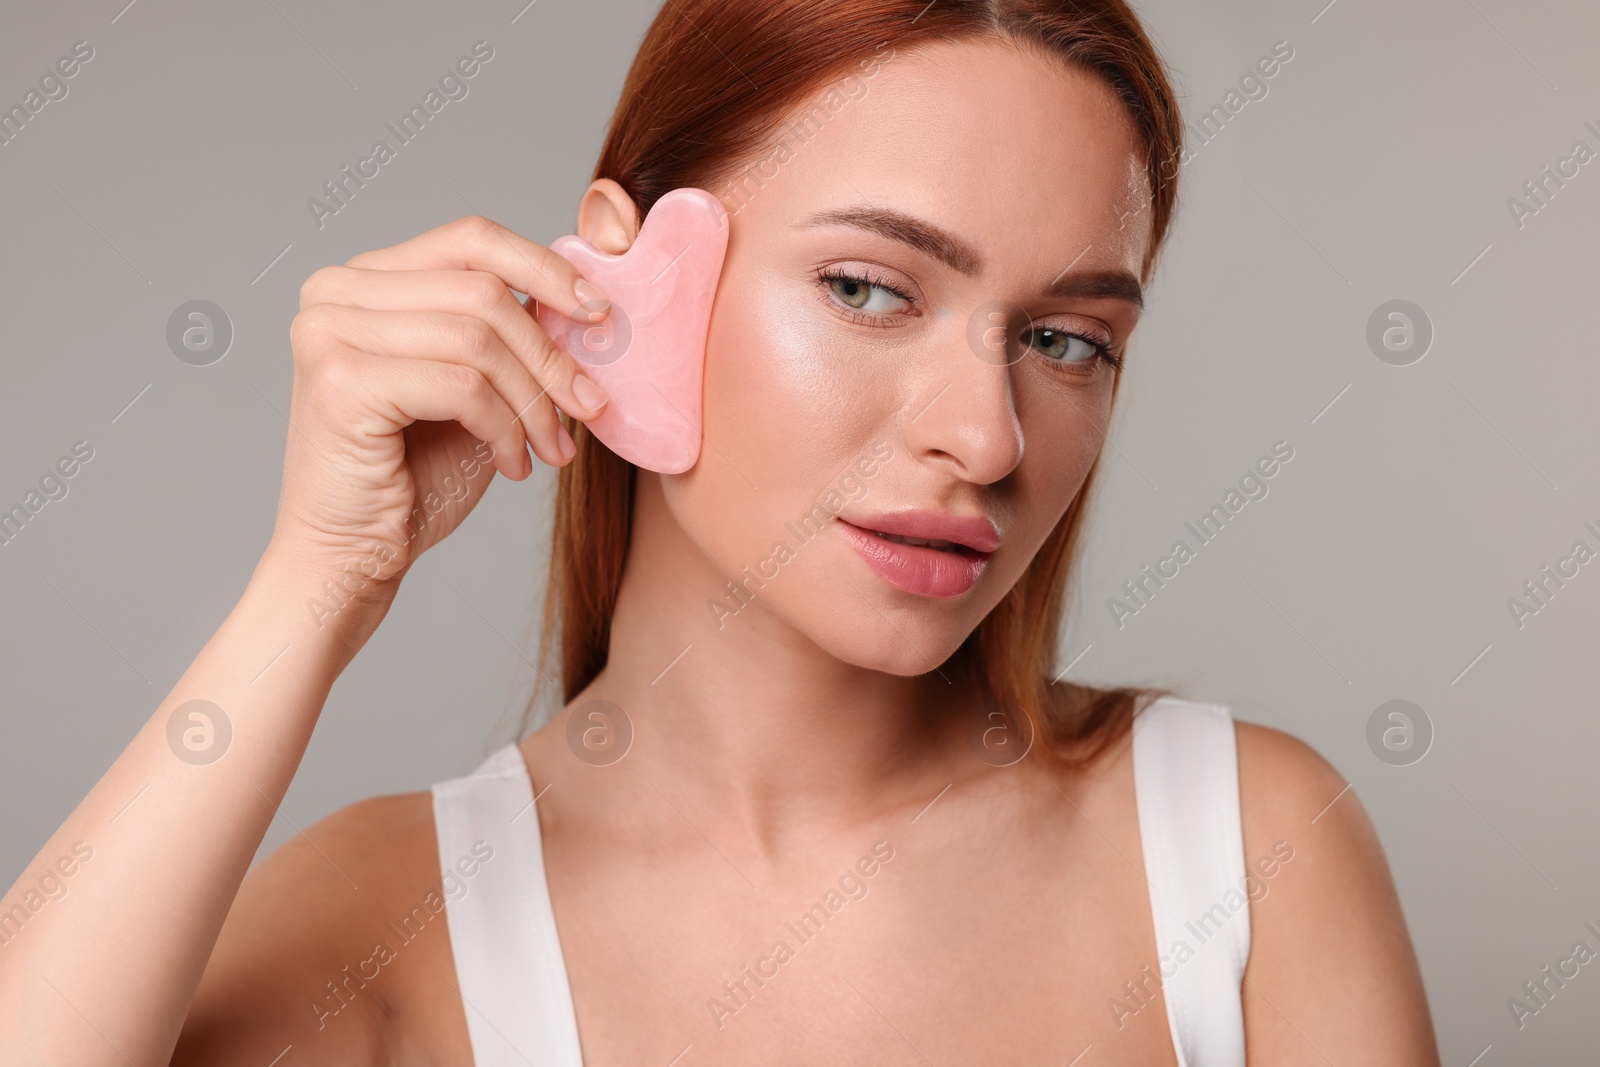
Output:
[431, 695, 1249, 1065]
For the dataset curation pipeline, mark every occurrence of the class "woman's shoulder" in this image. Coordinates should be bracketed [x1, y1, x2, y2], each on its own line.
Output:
[250, 789, 443, 917]
[1087, 689, 1397, 944]
[1219, 711, 1387, 901]
[1225, 713, 1439, 1060]
[1232, 716, 1350, 819]
[1117, 688, 1355, 823]
[175, 788, 466, 1064]
[1228, 714, 1391, 882]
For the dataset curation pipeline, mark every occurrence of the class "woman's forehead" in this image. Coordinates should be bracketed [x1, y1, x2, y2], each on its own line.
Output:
[725, 37, 1152, 278]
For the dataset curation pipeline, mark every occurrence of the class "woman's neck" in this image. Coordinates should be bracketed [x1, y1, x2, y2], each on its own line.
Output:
[566, 471, 981, 852]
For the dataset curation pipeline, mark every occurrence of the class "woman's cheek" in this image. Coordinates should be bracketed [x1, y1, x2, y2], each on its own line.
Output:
[706, 278, 889, 482]
[674, 277, 883, 578]
[1022, 383, 1110, 512]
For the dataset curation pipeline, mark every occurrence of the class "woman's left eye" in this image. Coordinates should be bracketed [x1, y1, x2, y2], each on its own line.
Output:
[1024, 326, 1104, 364]
[820, 271, 912, 316]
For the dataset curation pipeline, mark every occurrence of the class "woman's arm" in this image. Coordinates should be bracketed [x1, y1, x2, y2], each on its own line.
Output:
[0, 214, 615, 1067]
[1236, 721, 1441, 1064]
[0, 548, 398, 1066]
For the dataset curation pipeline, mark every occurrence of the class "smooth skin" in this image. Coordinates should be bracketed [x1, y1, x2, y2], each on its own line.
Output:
[0, 37, 1439, 1066]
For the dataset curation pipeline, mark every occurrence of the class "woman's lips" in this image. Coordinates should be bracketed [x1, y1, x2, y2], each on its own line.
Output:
[834, 520, 992, 598]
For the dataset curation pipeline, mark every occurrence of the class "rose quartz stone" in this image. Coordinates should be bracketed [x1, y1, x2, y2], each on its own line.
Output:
[534, 187, 729, 474]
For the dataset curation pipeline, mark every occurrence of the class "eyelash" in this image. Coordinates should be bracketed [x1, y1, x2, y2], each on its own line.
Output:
[813, 267, 1124, 374]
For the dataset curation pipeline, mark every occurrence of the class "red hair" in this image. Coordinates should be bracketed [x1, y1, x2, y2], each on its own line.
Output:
[529, 0, 1183, 767]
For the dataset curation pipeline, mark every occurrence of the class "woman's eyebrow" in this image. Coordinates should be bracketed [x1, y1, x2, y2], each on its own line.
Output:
[799, 206, 980, 274]
[1045, 268, 1144, 308]
[796, 205, 1144, 308]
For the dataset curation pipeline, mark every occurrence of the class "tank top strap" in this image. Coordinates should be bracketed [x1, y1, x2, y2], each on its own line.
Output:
[431, 743, 584, 1066]
[1131, 696, 1251, 1067]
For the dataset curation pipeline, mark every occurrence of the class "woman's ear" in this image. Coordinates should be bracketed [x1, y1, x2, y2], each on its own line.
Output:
[576, 178, 642, 255]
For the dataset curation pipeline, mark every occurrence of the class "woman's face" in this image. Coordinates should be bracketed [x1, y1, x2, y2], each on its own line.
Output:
[657, 36, 1152, 675]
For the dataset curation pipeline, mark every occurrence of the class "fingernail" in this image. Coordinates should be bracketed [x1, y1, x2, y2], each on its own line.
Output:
[556, 425, 576, 461]
[572, 278, 611, 321]
[571, 374, 608, 414]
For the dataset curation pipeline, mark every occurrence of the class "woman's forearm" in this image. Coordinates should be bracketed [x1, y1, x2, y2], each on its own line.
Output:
[0, 546, 396, 1067]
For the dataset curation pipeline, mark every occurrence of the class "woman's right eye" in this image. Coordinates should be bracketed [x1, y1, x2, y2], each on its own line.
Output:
[818, 270, 914, 317]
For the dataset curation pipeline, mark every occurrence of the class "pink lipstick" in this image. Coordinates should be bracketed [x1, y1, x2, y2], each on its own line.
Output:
[834, 509, 1000, 598]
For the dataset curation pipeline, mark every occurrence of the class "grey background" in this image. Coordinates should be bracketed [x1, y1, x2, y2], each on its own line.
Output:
[1, 0, 1596, 1057]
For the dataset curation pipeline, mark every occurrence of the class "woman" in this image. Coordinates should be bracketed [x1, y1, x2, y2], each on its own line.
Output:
[0, 0, 1440, 1063]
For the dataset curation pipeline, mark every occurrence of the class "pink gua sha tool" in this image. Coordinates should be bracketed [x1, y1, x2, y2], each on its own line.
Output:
[534, 187, 729, 474]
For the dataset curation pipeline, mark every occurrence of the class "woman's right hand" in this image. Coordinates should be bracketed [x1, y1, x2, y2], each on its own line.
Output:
[272, 214, 614, 583]
[0, 215, 621, 1067]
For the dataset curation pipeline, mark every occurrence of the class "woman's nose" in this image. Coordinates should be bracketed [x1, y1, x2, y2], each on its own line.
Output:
[897, 306, 1026, 485]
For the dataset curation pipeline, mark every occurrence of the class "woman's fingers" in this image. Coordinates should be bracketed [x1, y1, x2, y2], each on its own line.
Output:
[333, 217, 615, 437]
[300, 264, 607, 435]
[344, 213, 612, 323]
[296, 301, 578, 468]
[310, 341, 537, 479]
